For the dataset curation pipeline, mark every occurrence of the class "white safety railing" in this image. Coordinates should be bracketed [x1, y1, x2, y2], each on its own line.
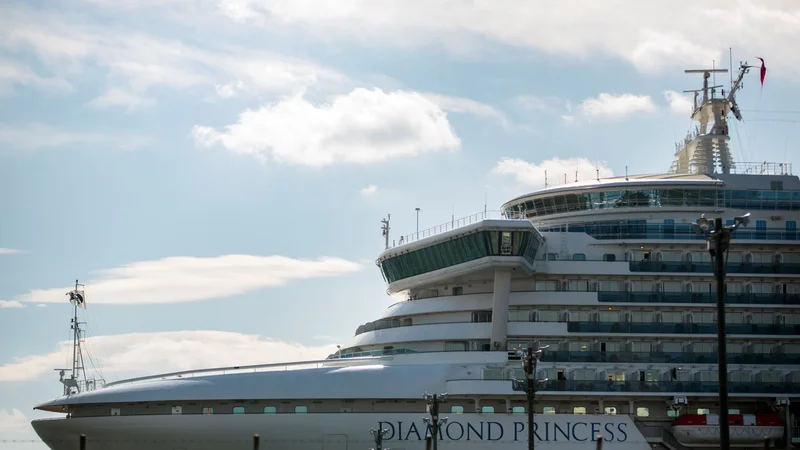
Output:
[390, 210, 527, 248]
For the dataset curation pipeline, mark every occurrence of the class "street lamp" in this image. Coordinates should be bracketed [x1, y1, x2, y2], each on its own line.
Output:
[511, 345, 548, 450]
[370, 427, 390, 450]
[695, 213, 750, 450]
[422, 392, 448, 450]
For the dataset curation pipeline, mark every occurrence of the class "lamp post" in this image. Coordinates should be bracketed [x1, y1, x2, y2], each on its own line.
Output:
[422, 392, 448, 450]
[512, 346, 548, 450]
[695, 213, 750, 450]
[370, 427, 390, 450]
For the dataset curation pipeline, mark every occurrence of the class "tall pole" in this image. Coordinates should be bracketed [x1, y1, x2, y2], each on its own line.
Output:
[713, 217, 730, 450]
[423, 393, 447, 450]
[71, 279, 79, 392]
[416, 208, 420, 238]
[525, 347, 535, 450]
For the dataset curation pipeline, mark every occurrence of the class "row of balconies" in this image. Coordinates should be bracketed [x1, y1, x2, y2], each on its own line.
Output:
[629, 261, 800, 274]
[598, 291, 800, 305]
[567, 321, 800, 335]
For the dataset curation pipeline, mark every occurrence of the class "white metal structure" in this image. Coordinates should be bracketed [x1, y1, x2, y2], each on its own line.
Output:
[31, 62, 800, 450]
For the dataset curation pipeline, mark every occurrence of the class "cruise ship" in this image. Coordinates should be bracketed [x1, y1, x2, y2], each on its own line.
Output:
[31, 62, 800, 450]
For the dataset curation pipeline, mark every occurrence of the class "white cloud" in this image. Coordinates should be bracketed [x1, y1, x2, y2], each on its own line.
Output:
[515, 95, 565, 113]
[0, 301, 24, 309]
[87, 88, 156, 111]
[0, 330, 338, 382]
[420, 93, 507, 125]
[0, 248, 21, 254]
[0, 58, 72, 96]
[11, 254, 361, 306]
[360, 185, 378, 197]
[0, 408, 29, 434]
[192, 88, 460, 167]
[213, 0, 800, 77]
[0, 4, 346, 104]
[568, 93, 656, 121]
[0, 123, 152, 151]
[663, 90, 695, 115]
[492, 157, 615, 189]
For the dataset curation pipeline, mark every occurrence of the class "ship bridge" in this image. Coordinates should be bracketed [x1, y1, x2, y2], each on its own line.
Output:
[376, 216, 544, 353]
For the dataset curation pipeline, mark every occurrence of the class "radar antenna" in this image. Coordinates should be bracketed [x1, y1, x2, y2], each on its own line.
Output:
[670, 60, 764, 176]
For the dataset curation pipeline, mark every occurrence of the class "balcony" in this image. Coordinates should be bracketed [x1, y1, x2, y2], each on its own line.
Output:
[629, 261, 800, 275]
[509, 379, 800, 394]
[598, 291, 800, 305]
[567, 321, 800, 335]
[540, 350, 800, 365]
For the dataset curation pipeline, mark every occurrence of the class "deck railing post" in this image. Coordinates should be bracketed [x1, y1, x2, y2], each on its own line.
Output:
[79, 434, 86, 450]
[253, 433, 260, 450]
[424, 434, 432, 450]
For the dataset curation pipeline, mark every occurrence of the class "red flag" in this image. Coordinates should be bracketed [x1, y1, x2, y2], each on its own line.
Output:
[756, 57, 766, 85]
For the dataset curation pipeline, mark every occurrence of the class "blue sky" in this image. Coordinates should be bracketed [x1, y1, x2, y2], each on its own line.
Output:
[1, 0, 799, 446]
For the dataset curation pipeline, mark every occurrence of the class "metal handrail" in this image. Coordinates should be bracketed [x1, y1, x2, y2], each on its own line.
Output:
[390, 210, 525, 248]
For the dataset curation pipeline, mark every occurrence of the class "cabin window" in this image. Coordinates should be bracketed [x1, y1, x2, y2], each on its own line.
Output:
[452, 286, 463, 296]
[604, 407, 617, 415]
[542, 406, 556, 414]
[110, 408, 120, 416]
[451, 406, 464, 414]
[481, 406, 495, 414]
[537, 310, 560, 322]
[512, 406, 525, 414]
[444, 341, 468, 352]
[263, 406, 276, 414]
[535, 280, 558, 291]
[202, 407, 214, 415]
[233, 406, 245, 414]
[729, 409, 740, 414]
[636, 407, 650, 417]
[697, 408, 710, 415]
[508, 309, 531, 322]
[171, 406, 182, 415]
[574, 407, 586, 414]
[631, 311, 654, 323]
[602, 253, 616, 262]
[667, 410, 679, 417]
[572, 253, 586, 261]
[472, 311, 492, 323]
[295, 406, 308, 414]
[598, 280, 621, 291]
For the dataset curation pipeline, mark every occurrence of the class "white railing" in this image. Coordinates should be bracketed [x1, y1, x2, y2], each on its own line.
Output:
[103, 356, 382, 388]
[389, 210, 527, 248]
[731, 161, 793, 176]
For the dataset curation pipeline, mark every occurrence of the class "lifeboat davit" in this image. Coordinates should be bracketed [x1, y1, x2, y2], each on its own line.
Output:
[671, 413, 784, 447]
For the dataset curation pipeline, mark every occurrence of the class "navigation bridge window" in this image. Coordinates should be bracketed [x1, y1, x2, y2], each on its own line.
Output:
[378, 229, 543, 284]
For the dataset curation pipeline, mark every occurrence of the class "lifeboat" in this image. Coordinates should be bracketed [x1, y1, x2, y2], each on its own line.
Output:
[671, 413, 784, 447]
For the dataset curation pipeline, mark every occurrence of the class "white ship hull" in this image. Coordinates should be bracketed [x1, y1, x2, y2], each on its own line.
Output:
[32, 413, 651, 450]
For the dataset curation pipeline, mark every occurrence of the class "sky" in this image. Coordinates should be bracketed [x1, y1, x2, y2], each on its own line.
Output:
[1, 0, 799, 447]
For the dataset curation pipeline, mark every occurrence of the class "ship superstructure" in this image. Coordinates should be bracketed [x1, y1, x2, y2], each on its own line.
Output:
[30, 63, 799, 450]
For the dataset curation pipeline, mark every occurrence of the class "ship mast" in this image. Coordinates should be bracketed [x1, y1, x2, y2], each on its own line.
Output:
[670, 61, 758, 175]
[55, 280, 102, 396]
